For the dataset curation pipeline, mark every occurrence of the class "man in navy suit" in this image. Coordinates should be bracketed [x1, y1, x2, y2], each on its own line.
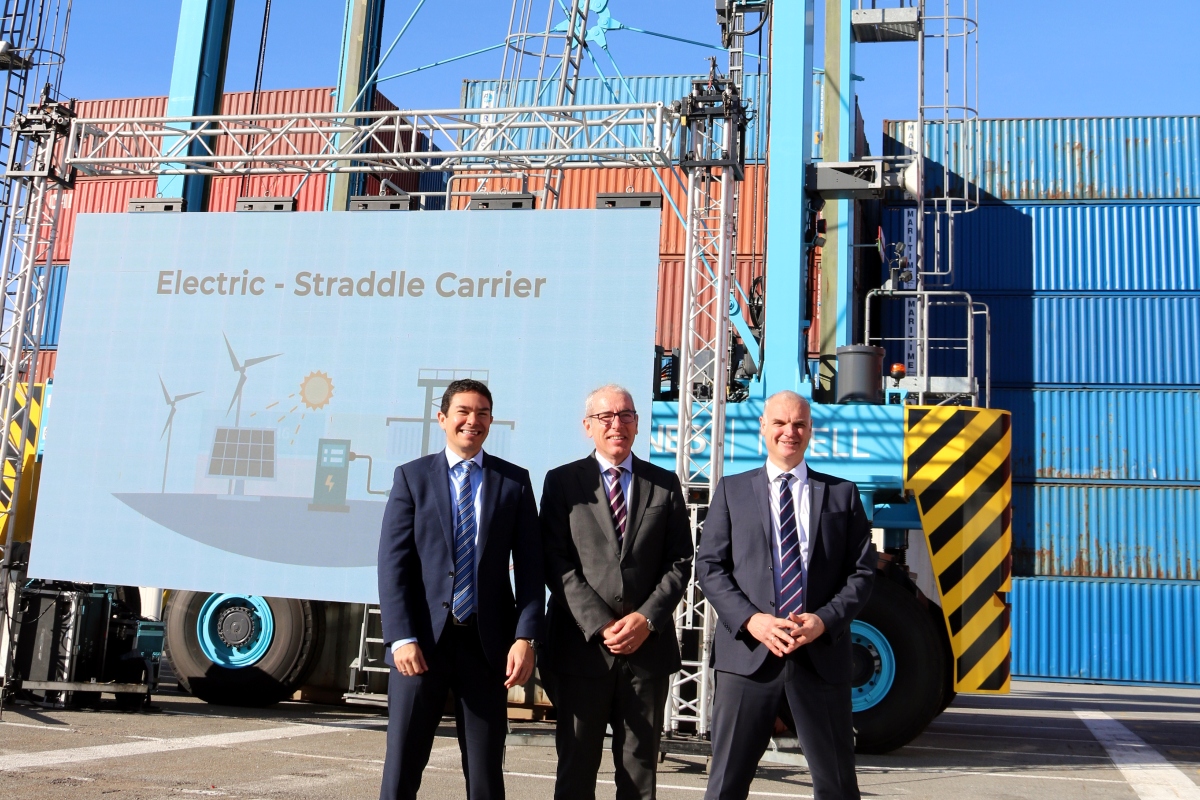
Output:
[697, 391, 875, 800]
[377, 378, 542, 800]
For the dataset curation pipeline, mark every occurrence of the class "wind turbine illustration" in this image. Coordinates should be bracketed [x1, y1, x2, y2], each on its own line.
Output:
[160, 376, 202, 493]
[223, 333, 282, 426]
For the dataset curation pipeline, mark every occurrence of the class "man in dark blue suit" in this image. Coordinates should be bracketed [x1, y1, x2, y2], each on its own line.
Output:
[377, 378, 542, 800]
[697, 391, 875, 800]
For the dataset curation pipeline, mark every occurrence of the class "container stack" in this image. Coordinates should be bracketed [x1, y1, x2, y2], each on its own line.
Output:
[883, 116, 1200, 685]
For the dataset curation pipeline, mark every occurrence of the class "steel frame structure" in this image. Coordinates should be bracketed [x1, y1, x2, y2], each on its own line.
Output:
[0, 0, 73, 703]
[65, 103, 676, 178]
[666, 1, 764, 740]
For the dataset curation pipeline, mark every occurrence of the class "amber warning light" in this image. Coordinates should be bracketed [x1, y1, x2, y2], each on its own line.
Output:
[890, 363, 907, 385]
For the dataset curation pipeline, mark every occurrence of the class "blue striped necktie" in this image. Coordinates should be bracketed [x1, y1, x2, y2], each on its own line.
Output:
[777, 473, 804, 617]
[451, 460, 477, 621]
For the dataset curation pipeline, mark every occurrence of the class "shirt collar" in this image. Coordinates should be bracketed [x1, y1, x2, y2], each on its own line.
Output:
[765, 458, 807, 486]
[595, 451, 634, 475]
[446, 449, 485, 471]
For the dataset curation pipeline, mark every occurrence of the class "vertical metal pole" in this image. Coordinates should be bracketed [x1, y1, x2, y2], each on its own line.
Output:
[915, 0, 927, 404]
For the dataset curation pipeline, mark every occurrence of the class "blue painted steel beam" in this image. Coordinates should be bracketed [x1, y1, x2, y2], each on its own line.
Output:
[761, 0, 815, 398]
[327, 0, 387, 210]
[158, 0, 236, 210]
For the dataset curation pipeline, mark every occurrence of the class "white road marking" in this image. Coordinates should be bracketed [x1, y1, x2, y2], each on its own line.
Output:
[856, 765, 1125, 783]
[0, 722, 354, 772]
[0, 721, 76, 732]
[903, 744, 1110, 760]
[1076, 709, 1200, 800]
[271, 750, 385, 765]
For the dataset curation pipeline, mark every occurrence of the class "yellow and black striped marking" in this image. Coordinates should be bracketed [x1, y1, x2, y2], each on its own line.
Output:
[2, 382, 46, 541]
[904, 406, 1012, 694]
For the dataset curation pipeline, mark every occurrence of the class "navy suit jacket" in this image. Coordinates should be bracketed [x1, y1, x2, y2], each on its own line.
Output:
[696, 464, 875, 684]
[377, 450, 543, 674]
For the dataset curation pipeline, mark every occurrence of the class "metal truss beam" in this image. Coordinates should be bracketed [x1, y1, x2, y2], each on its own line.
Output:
[65, 103, 677, 178]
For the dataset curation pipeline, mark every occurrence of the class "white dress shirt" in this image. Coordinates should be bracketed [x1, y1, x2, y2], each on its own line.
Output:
[764, 459, 811, 615]
[392, 449, 486, 653]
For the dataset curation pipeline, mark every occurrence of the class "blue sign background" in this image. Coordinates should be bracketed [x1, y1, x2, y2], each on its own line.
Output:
[30, 210, 660, 603]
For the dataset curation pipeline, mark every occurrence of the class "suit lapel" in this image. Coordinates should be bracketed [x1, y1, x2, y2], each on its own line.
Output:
[476, 453, 502, 558]
[429, 452, 455, 558]
[578, 456, 622, 556]
[622, 456, 653, 559]
[750, 466, 773, 552]
[807, 468, 826, 565]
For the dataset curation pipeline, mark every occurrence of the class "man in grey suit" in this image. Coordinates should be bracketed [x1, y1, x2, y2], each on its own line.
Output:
[539, 384, 693, 800]
[697, 390, 875, 800]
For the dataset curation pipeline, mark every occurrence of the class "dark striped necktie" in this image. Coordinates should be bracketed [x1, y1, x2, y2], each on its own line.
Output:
[451, 460, 477, 621]
[605, 466, 628, 546]
[777, 473, 804, 617]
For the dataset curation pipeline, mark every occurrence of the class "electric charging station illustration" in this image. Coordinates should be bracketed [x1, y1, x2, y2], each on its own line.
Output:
[310, 438, 352, 512]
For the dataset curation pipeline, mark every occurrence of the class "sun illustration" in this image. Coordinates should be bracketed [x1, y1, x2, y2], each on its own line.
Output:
[299, 371, 334, 410]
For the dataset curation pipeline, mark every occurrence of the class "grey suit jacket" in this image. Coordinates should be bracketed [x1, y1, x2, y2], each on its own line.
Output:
[540, 453, 694, 678]
[696, 465, 875, 684]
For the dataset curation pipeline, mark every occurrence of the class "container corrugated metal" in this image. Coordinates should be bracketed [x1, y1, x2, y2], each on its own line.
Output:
[1012, 484, 1200, 580]
[984, 293, 1200, 387]
[462, 74, 768, 162]
[17, 349, 56, 385]
[883, 116, 1200, 201]
[881, 202, 1200, 292]
[449, 165, 768, 258]
[206, 88, 339, 212]
[1011, 577, 1199, 684]
[656, 259, 760, 350]
[38, 264, 68, 348]
[993, 388, 1200, 482]
[74, 95, 169, 119]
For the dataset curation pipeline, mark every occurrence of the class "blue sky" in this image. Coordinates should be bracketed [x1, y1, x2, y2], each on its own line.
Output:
[64, 1, 1197, 154]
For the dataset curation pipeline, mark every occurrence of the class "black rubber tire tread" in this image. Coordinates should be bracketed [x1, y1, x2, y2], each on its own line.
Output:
[851, 577, 946, 754]
[164, 591, 324, 707]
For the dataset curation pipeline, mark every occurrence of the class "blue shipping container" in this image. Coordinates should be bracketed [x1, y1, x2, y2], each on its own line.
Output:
[881, 202, 1200, 293]
[37, 264, 68, 348]
[993, 388, 1200, 482]
[1011, 577, 1199, 684]
[1012, 484, 1200, 580]
[883, 116, 1200, 201]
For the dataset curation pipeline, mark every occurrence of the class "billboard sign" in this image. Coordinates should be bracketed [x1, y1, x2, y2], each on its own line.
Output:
[29, 210, 660, 603]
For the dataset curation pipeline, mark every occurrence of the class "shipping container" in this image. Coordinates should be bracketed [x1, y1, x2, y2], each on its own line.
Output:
[883, 116, 1200, 202]
[1012, 484, 1200, 580]
[462, 73, 770, 162]
[984, 293, 1200, 387]
[656, 259, 761, 350]
[1011, 577, 1200, 684]
[52, 87, 435, 258]
[37, 265, 68, 348]
[206, 88, 339, 212]
[449, 165, 768, 258]
[17, 349, 57, 385]
[881, 202, 1200, 293]
[994, 388, 1200, 483]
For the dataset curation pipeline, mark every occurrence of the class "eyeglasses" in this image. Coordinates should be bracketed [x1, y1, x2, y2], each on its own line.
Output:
[587, 410, 638, 426]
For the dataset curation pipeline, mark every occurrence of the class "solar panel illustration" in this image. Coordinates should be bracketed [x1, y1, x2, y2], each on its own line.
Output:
[208, 427, 276, 478]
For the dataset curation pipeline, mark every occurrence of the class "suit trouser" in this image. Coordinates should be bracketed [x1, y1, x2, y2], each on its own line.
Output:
[542, 661, 668, 800]
[705, 649, 859, 800]
[379, 621, 508, 800]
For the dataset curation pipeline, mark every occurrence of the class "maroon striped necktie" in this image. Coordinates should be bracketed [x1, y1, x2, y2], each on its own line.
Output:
[605, 467, 627, 545]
